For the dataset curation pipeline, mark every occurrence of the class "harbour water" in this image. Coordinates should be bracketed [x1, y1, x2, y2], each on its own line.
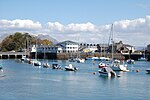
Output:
[0, 59, 150, 100]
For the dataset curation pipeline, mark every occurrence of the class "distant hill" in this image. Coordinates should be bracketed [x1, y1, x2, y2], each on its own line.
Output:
[0, 33, 11, 42]
[135, 46, 145, 50]
[37, 34, 58, 44]
[0, 33, 58, 44]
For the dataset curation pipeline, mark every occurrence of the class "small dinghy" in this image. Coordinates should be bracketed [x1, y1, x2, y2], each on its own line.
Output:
[65, 64, 78, 71]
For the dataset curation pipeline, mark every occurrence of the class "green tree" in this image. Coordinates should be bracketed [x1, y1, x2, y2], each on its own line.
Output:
[0, 32, 53, 52]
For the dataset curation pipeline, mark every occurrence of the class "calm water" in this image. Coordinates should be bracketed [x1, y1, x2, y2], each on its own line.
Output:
[0, 59, 150, 100]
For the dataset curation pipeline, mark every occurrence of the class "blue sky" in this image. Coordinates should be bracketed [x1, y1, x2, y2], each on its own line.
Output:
[0, 0, 150, 46]
[1, 0, 149, 24]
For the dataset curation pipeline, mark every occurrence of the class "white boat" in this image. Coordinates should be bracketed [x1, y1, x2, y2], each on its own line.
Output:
[99, 57, 110, 61]
[138, 57, 147, 61]
[0, 67, 3, 72]
[98, 67, 116, 77]
[65, 64, 78, 71]
[108, 24, 128, 71]
[76, 58, 85, 63]
[52, 64, 61, 69]
[138, 46, 147, 61]
[146, 69, 150, 74]
[86, 57, 100, 60]
[43, 62, 50, 68]
[21, 55, 26, 61]
[68, 58, 76, 62]
[98, 60, 111, 68]
[21, 55, 30, 63]
[98, 62, 106, 68]
[126, 59, 135, 64]
[33, 60, 41, 67]
[111, 60, 128, 71]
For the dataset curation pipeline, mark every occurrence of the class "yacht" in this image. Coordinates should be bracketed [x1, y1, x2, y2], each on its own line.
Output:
[98, 67, 116, 77]
[111, 60, 128, 71]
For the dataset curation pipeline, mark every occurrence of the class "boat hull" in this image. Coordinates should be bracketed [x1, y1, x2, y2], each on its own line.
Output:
[146, 69, 150, 74]
[98, 67, 116, 77]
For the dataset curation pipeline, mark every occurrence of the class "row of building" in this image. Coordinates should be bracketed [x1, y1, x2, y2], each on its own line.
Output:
[30, 40, 136, 54]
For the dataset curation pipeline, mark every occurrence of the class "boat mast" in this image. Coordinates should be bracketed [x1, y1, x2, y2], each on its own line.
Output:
[111, 24, 114, 60]
[35, 37, 37, 59]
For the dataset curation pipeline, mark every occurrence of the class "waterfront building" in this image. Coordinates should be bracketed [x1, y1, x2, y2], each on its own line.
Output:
[108, 41, 135, 54]
[147, 44, 150, 53]
[56, 40, 79, 53]
[37, 45, 63, 53]
[29, 45, 63, 53]
[79, 43, 98, 53]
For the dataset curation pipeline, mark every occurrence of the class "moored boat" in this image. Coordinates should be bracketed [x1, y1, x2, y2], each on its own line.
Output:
[138, 57, 147, 61]
[52, 64, 61, 69]
[76, 58, 85, 63]
[126, 59, 135, 64]
[33, 60, 41, 67]
[98, 67, 116, 77]
[146, 69, 150, 74]
[65, 64, 78, 71]
[0, 67, 3, 72]
[43, 62, 50, 68]
[68, 58, 76, 62]
[98, 61, 111, 68]
[111, 59, 128, 71]
[98, 62, 106, 68]
[86, 57, 100, 61]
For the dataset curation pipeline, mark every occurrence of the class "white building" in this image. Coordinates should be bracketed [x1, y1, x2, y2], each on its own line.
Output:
[29, 45, 63, 53]
[56, 41, 79, 53]
[29, 45, 36, 52]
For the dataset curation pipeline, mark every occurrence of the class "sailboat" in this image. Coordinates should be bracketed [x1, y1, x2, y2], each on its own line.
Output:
[98, 67, 116, 77]
[109, 24, 128, 71]
[43, 47, 50, 68]
[20, 36, 30, 63]
[126, 49, 135, 64]
[33, 39, 41, 67]
[138, 46, 147, 61]
[76, 43, 85, 63]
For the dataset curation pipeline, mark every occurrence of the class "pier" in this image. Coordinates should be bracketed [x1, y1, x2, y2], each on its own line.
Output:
[0, 52, 148, 60]
[0, 52, 27, 59]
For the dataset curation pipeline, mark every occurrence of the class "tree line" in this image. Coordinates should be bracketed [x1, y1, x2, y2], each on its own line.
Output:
[0, 32, 52, 52]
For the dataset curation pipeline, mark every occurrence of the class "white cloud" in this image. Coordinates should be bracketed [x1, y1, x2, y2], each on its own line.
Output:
[0, 19, 42, 30]
[66, 22, 98, 32]
[47, 22, 64, 32]
[46, 22, 97, 33]
[0, 16, 150, 46]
